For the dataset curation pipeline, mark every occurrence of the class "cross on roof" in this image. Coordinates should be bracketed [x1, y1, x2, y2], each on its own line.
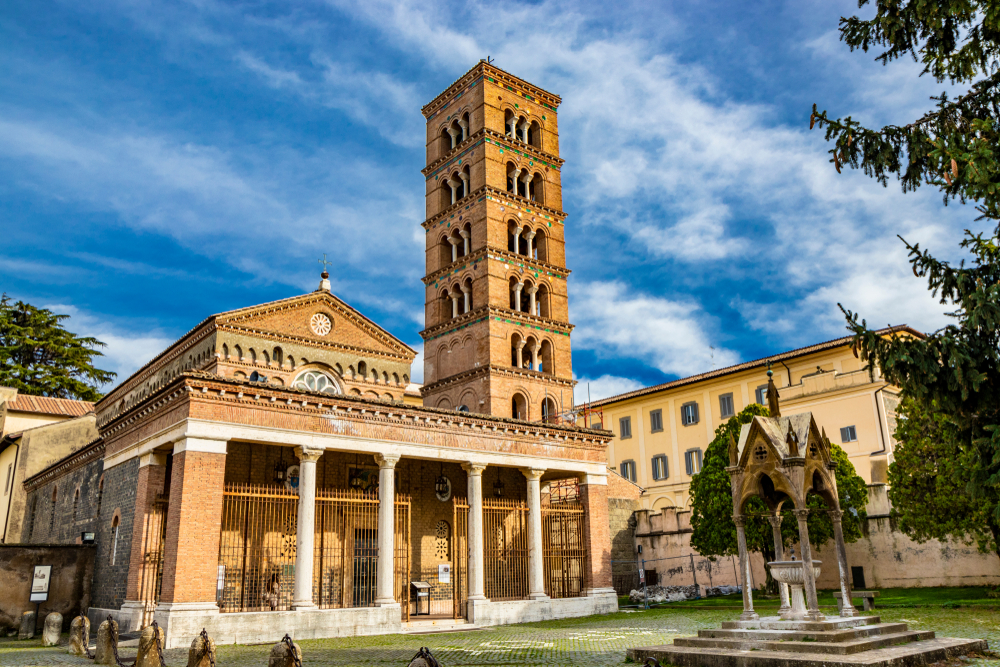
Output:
[318, 253, 333, 274]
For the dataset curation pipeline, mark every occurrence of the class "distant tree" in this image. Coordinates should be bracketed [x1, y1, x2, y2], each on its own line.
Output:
[888, 396, 1000, 561]
[0, 295, 115, 401]
[811, 2, 1000, 514]
[690, 403, 868, 589]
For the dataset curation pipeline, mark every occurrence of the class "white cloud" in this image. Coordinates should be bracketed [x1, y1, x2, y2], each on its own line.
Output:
[571, 281, 740, 377]
[574, 374, 644, 405]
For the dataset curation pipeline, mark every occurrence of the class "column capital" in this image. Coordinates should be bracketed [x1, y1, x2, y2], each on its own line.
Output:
[459, 228, 470, 238]
[448, 237, 462, 246]
[294, 446, 324, 463]
[374, 453, 400, 469]
[515, 281, 524, 291]
[792, 508, 810, 520]
[460, 283, 471, 293]
[138, 450, 169, 468]
[828, 508, 844, 521]
[524, 230, 536, 240]
[525, 284, 538, 294]
[516, 340, 526, 350]
[732, 514, 746, 527]
[521, 467, 545, 481]
[172, 437, 228, 455]
[462, 462, 487, 475]
[578, 473, 607, 486]
[447, 127, 459, 137]
[458, 171, 469, 181]
[767, 514, 783, 528]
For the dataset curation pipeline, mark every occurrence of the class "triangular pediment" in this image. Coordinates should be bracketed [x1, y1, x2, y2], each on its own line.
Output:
[214, 290, 416, 360]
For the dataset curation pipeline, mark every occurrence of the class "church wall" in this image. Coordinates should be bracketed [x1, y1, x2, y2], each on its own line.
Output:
[91, 458, 140, 611]
[21, 454, 103, 544]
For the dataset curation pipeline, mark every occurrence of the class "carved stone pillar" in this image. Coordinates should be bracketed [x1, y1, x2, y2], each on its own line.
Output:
[733, 515, 758, 621]
[523, 468, 549, 600]
[830, 509, 858, 617]
[374, 453, 400, 606]
[767, 514, 791, 616]
[463, 463, 487, 601]
[793, 508, 824, 621]
[292, 446, 323, 610]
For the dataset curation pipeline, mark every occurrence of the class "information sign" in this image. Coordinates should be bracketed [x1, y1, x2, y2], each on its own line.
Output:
[30, 565, 51, 603]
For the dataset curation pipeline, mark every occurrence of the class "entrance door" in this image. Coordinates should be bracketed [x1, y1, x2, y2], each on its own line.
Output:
[352, 529, 377, 607]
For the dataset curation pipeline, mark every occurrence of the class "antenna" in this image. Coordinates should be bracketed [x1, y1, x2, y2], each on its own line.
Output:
[486, 56, 494, 64]
[710, 346, 716, 370]
[587, 382, 592, 429]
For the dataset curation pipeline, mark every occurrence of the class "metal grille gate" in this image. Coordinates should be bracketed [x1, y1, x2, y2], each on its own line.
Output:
[452, 498, 468, 619]
[218, 483, 409, 614]
[484, 498, 529, 601]
[542, 502, 587, 598]
[138, 494, 168, 627]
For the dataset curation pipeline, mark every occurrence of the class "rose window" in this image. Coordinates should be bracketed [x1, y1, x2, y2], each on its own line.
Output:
[310, 313, 332, 336]
[292, 370, 341, 395]
[754, 445, 767, 462]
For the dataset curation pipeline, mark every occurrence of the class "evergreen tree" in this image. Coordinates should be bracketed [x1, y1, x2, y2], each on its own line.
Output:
[0, 295, 115, 401]
[888, 396, 1000, 559]
[811, 2, 1000, 514]
[689, 404, 868, 589]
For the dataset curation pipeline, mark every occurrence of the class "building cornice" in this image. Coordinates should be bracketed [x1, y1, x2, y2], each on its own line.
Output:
[420, 364, 576, 395]
[419, 306, 574, 342]
[422, 61, 560, 118]
[423, 185, 566, 231]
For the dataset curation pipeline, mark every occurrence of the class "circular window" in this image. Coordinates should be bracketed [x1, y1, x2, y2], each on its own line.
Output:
[292, 370, 341, 395]
[310, 313, 332, 336]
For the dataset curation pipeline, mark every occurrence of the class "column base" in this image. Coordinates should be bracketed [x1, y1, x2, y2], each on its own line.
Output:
[292, 602, 318, 611]
[374, 599, 400, 608]
[118, 601, 147, 632]
[739, 611, 760, 621]
[528, 592, 550, 601]
[467, 595, 489, 602]
[806, 610, 827, 621]
[839, 604, 860, 618]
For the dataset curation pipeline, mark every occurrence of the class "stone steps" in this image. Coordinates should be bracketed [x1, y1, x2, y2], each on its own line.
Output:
[628, 636, 987, 667]
[698, 623, 911, 642]
[675, 630, 936, 655]
[722, 616, 880, 631]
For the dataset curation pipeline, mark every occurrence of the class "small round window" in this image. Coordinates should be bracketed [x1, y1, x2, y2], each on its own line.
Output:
[292, 370, 341, 395]
[310, 313, 332, 336]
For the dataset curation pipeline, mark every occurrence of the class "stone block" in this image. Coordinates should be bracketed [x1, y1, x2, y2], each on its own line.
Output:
[18, 610, 35, 640]
[68, 616, 90, 656]
[95, 617, 118, 665]
[42, 612, 63, 646]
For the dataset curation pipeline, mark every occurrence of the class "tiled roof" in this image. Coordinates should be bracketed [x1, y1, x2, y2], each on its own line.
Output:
[585, 325, 923, 408]
[6, 394, 95, 417]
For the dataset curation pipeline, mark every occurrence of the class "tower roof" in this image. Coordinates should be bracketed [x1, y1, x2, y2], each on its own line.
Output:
[422, 60, 561, 117]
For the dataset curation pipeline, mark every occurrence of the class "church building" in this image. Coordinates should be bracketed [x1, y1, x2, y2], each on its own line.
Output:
[18, 61, 621, 648]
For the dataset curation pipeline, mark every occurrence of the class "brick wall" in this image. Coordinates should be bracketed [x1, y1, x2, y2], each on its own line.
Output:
[22, 455, 103, 545]
[91, 458, 139, 610]
[580, 482, 612, 591]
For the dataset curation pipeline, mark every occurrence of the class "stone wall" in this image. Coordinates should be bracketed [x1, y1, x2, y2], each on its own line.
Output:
[91, 458, 140, 610]
[0, 544, 95, 632]
[22, 453, 103, 544]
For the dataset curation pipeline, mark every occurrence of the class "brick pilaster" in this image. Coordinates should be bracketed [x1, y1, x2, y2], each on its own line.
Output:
[125, 458, 167, 600]
[159, 449, 226, 604]
[580, 482, 612, 591]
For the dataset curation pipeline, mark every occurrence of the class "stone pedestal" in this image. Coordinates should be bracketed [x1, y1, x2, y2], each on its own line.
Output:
[268, 637, 302, 667]
[95, 618, 118, 665]
[136, 624, 166, 667]
[68, 616, 90, 656]
[187, 630, 216, 667]
[42, 612, 62, 646]
[18, 610, 35, 640]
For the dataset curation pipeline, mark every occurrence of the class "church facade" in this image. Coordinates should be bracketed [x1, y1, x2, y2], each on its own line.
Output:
[19, 62, 619, 648]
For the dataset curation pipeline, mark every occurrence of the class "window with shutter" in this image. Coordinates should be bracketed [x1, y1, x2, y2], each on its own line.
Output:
[619, 416, 632, 439]
[650, 409, 663, 433]
[719, 393, 735, 419]
[840, 425, 857, 442]
[681, 402, 699, 426]
[651, 455, 668, 481]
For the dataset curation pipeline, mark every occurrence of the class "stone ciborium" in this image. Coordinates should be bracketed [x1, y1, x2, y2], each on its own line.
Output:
[768, 559, 821, 620]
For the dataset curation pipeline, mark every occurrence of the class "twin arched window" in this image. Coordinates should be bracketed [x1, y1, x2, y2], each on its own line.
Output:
[505, 162, 544, 204]
[504, 111, 541, 149]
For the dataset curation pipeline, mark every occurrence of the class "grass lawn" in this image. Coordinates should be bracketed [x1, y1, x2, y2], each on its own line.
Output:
[622, 586, 1000, 609]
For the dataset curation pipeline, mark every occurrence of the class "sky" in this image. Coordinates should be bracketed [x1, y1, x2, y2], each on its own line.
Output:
[0, 0, 985, 403]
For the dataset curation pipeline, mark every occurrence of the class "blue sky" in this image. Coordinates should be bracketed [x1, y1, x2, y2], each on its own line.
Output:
[0, 0, 984, 402]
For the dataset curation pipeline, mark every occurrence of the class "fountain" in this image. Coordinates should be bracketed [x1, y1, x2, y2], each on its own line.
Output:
[767, 558, 821, 621]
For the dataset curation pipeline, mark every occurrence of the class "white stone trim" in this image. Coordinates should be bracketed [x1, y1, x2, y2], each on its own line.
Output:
[172, 437, 228, 455]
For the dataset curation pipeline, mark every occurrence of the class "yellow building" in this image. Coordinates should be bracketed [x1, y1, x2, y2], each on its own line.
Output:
[585, 326, 918, 513]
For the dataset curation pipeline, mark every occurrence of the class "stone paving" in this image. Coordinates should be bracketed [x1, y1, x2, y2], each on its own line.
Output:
[1, 607, 997, 666]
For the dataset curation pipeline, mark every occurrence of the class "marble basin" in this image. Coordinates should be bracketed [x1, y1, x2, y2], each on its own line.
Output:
[768, 560, 821, 585]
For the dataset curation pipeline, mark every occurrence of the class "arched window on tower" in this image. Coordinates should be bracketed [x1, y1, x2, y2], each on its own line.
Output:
[511, 393, 528, 420]
[461, 277, 473, 314]
[460, 222, 472, 257]
[539, 340, 554, 374]
[509, 277, 524, 312]
[505, 110, 516, 139]
[537, 283, 551, 318]
[506, 162, 519, 195]
[534, 228, 548, 262]
[529, 120, 542, 149]
[530, 173, 544, 204]
[541, 396, 557, 423]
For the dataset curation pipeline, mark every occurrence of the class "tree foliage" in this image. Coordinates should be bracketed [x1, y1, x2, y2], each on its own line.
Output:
[888, 396, 1000, 559]
[0, 295, 115, 401]
[811, 2, 1000, 517]
[689, 404, 868, 571]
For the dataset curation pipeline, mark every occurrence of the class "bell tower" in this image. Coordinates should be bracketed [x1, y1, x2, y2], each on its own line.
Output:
[419, 61, 575, 420]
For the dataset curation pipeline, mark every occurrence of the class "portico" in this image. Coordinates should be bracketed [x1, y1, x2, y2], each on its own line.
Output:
[93, 371, 614, 648]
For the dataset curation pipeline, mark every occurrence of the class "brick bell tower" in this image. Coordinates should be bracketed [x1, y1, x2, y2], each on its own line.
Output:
[419, 61, 575, 421]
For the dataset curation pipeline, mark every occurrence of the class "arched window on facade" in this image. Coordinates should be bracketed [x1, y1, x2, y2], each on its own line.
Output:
[291, 370, 342, 395]
[273, 347, 283, 367]
[529, 120, 542, 149]
[357, 361, 367, 379]
[511, 393, 528, 420]
[510, 333, 524, 368]
[506, 162, 519, 195]
[222, 343, 229, 360]
[460, 222, 472, 257]
[73, 488, 80, 522]
[539, 340, 554, 374]
[509, 277, 524, 312]
[530, 173, 544, 204]
[49, 486, 57, 535]
[234, 345, 243, 361]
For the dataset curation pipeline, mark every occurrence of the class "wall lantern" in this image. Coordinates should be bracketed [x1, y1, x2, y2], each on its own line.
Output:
[493, 467, 504, 498]
[349, 454, 365, 491]
[81, 532, 96, 544]
[272, 449, 286, 484]
[434, 464, 449, 497]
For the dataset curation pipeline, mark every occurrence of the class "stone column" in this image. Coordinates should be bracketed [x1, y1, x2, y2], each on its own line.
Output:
[512, 225, 523, 254]
[522, 468, 549, 600]
[458, 118, 468, 142]
[450, 294, 460, 319]
[459, 172, 469, 198]
[830, 509, 858, 617]
[374, 453, 400, 606]
[122, 450, 169, 630]
[514, 282, 524, 311]
[447, 127, 459, 149]
[526, 285, 538, 316]
[448, 236, 461, 263]
[463, 463, 487, 601]
[793, 508, 824, 621]
[510, 168, 521, 195]
[767, 514, 791, 616]
[448, 178, 460, 205]
[530, 344, 539, 371]
[459, 228, 470, 255]
[516, 341, 525, 368]
[293, 446, 322, 610]
[507, 118, 516, 137]
[733, 515, 758, 621]
[460, 283, 471, 314]
[524, 230, 536, 257]
[519, 120, 529, 143]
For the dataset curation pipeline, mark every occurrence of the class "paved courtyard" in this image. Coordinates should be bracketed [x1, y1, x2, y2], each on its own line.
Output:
[2, 606, 998, 666]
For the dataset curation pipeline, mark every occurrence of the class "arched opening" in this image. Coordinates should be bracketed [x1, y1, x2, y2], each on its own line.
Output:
[520, 279, 536, 315]
[539, 340, 554, 374]
[541, 396, 557, 423]
[534, 228, 547, 262]
[525, 335, 540, 371]
[516, 115, 529, 143]
[461, 112, 471, 141]
[392, 373, 400, 385]
[250, 348, 257, 364]
[507, 219, 525, 254]
[511, 393, 528, 420]
[262, 350, 270, 366]
[505, 109, 516, 138]
[460, 222, 472, 257]
[222, 343, 229, 360]
[291, 369, 342, 395]
[111, 515, 120, 565]
[461, 277, 473, 313]
[530, 173, 544, 204]
[506, 161, 519, 195]
[509, 277, 523, 311]
[510, 333, 524, 368]
[440, 235, 453, 267]
[370, 368, 379, 382]
[273, 347, 283, 367]
[357, 360, 367, 379]
[529, 120, 542, 149]
[440, 181, 452, 211]
[537, 283, 551, 318]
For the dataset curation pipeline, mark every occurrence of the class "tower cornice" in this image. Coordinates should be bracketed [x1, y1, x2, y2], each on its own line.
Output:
[422, 185, 566, 231]
[423, 128, 564, 178]
[422, 247, 571, 285]
[422, 61, 561, 119]
[419, 364, 576, 395]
